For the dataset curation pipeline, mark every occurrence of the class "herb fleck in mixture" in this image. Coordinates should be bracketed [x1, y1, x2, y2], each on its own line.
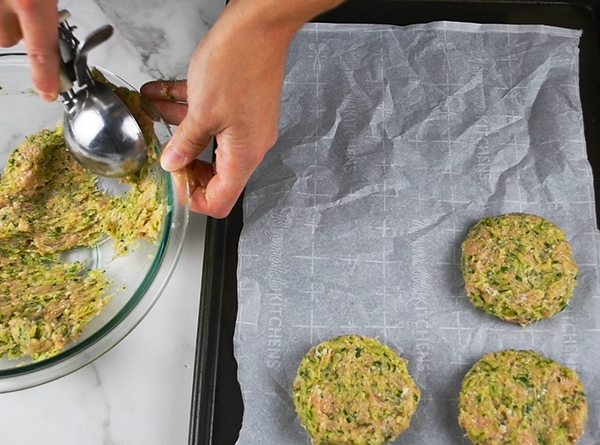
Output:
[0, 120, 164, 360]
[459, 349, 588, 445]
[293, 335, 420, 445]
[461, 213, 578, 326]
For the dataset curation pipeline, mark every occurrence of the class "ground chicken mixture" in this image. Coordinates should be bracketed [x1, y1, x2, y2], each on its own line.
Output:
[293, 335, 420, 445]
[0, 79, 166, 360]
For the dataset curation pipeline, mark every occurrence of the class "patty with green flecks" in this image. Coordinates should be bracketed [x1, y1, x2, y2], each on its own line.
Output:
[458, 349, 588, 445]
[292, 335, 420, 445]
[461, 213, 578, 326]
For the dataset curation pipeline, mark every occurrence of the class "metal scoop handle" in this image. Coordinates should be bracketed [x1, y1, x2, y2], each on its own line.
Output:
[58, 11, 76, 93]
[73, 25, 113, 88]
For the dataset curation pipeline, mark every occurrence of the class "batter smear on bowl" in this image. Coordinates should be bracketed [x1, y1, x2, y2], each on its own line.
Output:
[293, 334, 420, 445]
[461, 213, 578, 325]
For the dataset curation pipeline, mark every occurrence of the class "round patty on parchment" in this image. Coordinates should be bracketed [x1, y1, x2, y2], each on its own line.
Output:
[458, 349, 588, 445]
[461, 213, 578, 326]
[292, 335, 420, 445]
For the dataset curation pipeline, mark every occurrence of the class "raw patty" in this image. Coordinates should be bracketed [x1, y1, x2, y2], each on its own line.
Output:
[458, 349, 588, 445]
[292, 335, 420, 445]
[461, 213, 578, 325]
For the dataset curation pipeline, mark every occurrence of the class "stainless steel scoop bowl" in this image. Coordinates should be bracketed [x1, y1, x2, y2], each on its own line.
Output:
[58, 13, 147, 177]
[62, 79, 147, 177]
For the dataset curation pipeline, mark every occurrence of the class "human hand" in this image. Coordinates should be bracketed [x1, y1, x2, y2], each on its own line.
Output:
[142, 0, 345, 218]
[141, 2, 294, 218]
[0, 0, 60, 101]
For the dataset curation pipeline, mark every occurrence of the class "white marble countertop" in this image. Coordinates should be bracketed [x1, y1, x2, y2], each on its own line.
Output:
[0, 0, 224, 443]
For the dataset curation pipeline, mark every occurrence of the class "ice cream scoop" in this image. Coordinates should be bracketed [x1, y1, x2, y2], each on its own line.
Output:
[58, 11, 147, 177]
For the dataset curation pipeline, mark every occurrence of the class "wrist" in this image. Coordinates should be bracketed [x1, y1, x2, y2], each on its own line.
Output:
[229, 0, 345, 38]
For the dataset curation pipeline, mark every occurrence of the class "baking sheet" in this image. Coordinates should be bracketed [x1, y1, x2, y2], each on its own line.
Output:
[234, 22, 600, 444]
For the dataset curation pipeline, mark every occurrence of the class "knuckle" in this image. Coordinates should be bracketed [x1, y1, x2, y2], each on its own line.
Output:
[177, 125, 196, 149]
[177, 124, 209, 153]
[246, 149, 266, 168]
[248, 132, 278, 165]
[210, 207, 230, 219]
[31, 71, 58, 93]
[203, 187, 237, 219]
[253, 126, 279, 154]
[27, 49, 56, 68]
[207, 199, 235, 219]
[15, 0, 42, 14]
[265, 129, 279, 149]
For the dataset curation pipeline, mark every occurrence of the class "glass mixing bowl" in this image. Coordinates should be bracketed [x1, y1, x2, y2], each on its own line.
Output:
[0, 53, 189, 392]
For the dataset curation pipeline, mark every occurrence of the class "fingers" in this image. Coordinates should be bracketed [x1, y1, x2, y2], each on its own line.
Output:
[171, 166, 199, 208]
[161, 115, 212, 172]
[0, 11, 22, 47]
[149, 100, 188, 126]
[0, 0, 60, 101]
[168, 142, 262, 218]
[18, 0, 60, 101]
[141, 80, 189, 124]
[175, 140, 266, 218]
[178, 158, 245, 219]
[195, 165, 247, 218]
[141, 80, 187, 102]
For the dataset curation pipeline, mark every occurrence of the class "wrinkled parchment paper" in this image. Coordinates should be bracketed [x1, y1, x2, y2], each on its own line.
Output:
[235, 22, 600, 445]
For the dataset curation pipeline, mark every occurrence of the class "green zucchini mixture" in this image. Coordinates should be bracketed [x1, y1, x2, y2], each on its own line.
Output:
[461, 213, 578, 325]
[0, 82, 165, 361]
[458, 349, 587, 445]
[293, 335, 420, 445]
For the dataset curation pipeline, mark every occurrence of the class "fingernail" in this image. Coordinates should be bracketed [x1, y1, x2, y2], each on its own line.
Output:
[161, 144, 186, 171]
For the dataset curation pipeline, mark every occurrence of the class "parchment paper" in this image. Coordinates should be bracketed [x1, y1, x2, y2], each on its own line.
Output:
[235, 22, 600, 445]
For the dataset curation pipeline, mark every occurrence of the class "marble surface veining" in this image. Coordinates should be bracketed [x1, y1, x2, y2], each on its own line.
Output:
[0, 0, 223, 443]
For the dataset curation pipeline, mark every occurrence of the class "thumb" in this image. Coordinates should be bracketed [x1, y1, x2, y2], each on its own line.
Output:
[161, 117, 212, 172]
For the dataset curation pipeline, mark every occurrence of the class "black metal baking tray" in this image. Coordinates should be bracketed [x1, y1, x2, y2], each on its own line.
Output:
[189, 1, 600, 444]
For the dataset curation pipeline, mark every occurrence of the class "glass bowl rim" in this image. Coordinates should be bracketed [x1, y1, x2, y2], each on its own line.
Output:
[0, 53, 190, 392]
